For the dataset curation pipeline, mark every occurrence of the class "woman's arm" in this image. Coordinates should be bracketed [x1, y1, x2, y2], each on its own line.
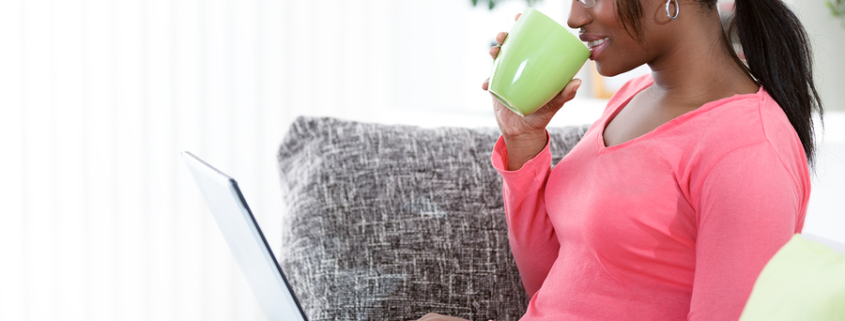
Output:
[688, 141, 806, 321]
[482, 10, 580, 300]
[492, 133, 560, 298]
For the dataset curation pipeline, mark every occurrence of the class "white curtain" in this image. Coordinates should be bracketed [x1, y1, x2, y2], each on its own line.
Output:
[0, 0, 389, 319]
[0, 0, 596, 320]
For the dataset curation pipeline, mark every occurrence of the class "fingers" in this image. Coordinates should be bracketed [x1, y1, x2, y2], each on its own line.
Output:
[496, 31, 507, 45]
[489, 31, 507, 59]
[554, 78, 583, 105]
[486, 13, 520, 88]
[414, 313, 447, 321]
[489, 13, 517, 59]
[536, 78, 583, 117]
[414, 313, 471, 321]
[566, 78, 583, 98]
[556, 78, 583, 104]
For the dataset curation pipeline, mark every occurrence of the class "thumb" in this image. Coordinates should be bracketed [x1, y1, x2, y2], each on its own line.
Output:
[557, 78, 582, 105]
[538, 78, 582, 116]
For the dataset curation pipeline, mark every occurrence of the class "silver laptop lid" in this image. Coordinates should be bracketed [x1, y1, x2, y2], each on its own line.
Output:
[181, 151, 308, 321]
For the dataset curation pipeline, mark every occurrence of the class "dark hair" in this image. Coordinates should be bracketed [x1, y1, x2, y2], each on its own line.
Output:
[731, 0, 823, 166]
[616, 0, 824, 166]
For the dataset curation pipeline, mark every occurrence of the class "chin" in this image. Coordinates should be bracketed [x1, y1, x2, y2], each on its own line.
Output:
[595, 62, 624, 77]
[596, 60, 645, 78]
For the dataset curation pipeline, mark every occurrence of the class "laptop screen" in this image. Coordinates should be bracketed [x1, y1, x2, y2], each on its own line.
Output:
[182, 151, 308, 321]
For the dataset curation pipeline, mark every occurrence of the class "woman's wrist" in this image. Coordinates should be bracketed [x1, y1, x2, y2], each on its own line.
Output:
[502, 130, 548, 171]
[502, 128, 546, 143]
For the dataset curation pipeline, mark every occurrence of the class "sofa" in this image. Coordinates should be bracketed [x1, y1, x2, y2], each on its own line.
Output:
[276, 116, 588, 321]
[276, 116, 845, 321]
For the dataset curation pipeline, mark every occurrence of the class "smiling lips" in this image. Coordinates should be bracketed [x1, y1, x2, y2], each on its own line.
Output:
[582, 36, 610, 60]
[587, 38, 608, 49]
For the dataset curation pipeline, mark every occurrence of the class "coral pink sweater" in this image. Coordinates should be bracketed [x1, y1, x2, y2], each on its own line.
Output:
[491, 74, 810, 321]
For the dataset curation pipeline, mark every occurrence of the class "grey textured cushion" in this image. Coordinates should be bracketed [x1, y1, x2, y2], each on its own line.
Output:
[277, 116, 587, 321]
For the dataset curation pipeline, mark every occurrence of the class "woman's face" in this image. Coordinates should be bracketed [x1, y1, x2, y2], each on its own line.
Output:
[568, 0, 665, 76]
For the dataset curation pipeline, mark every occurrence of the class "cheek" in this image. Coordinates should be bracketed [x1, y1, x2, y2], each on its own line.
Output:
[593, 0, 624, 30]
[590, 1, 651, 76]
[597, 38, 649, 77]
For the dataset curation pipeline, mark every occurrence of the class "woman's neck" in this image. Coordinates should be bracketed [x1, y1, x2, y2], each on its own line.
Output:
[646, 10, 758, 107]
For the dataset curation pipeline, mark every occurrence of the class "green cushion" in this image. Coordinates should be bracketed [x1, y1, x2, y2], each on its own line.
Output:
[739, 234, 845, 321]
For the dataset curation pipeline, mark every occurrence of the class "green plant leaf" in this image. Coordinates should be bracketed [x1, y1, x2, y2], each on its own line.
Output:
[828, 0, 845, 16]
[827, 0, 845, 28]
[468, 0, 544, 11]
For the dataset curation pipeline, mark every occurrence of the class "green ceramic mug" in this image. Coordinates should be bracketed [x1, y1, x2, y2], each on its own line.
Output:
[488, 7, 590, 117]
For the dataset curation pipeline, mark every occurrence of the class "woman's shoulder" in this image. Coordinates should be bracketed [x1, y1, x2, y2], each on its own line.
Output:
[679, 86, 808, 188]
[693, 85, 796, 146]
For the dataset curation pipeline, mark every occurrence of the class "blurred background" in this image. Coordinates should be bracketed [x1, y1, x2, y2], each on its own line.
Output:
[1, 0, 842, 320]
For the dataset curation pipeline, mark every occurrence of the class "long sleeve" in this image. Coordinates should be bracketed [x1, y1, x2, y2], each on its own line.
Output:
[489, 74, 810, 321]
[687, 141, 807, 321]
[491, 132, 560, 299]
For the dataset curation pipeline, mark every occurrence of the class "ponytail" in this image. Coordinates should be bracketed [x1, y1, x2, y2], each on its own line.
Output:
[614, 0, 824, 166]
[730, 0, 824, 166]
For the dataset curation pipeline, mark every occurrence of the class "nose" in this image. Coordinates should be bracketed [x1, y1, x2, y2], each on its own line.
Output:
[567, 1, 591, 29]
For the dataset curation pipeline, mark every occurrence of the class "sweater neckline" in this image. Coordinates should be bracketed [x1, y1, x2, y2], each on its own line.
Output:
[596, 75, 765, 153]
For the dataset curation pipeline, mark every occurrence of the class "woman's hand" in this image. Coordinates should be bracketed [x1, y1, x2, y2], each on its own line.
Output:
[482, 12, 582, 170]
[412, 313, 472, 321]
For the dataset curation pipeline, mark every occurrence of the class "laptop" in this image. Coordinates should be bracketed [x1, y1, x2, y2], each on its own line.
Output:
[181, 151, 308, 321]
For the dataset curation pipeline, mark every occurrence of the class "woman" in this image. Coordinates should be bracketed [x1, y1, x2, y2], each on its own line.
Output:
[419, 0, 823, 319]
